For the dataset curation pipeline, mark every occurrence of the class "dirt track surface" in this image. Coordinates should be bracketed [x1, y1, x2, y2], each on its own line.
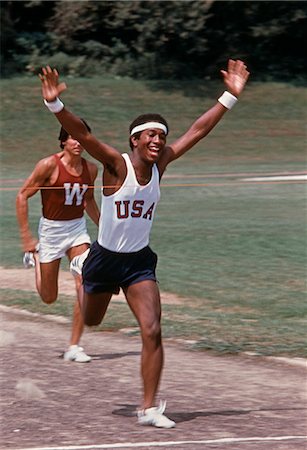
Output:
[0, 307, 306, 450]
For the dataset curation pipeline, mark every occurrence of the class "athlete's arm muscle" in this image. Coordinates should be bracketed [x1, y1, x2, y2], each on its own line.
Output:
[16, 157, 56, 252]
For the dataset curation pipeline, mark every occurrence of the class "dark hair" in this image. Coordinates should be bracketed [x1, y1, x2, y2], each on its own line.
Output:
[129, 113, 169, 150]
[58, 119, 91, 149]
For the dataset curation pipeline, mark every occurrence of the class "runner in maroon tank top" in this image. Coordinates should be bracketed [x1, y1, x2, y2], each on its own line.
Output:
[16, 123, 100, 362]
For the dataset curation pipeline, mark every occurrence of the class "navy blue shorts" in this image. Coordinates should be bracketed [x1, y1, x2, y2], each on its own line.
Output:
[82, 241, 158, 294]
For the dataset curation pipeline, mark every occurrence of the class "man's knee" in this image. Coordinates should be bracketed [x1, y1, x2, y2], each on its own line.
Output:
[40, 293, 57, 304]
[83, 315, 102, 327]
[82, 305, 105, 327]
[39, 289, 58, 304]
[142, 320, 162, 344]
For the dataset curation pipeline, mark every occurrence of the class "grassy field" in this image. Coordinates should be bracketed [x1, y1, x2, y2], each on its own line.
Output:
[0, 76, 306, 356]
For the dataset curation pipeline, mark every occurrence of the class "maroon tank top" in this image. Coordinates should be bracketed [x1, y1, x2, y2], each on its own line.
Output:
[41, 154, 91, 220]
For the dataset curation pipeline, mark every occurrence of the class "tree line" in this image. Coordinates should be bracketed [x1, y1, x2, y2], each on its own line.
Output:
[1, 1, 306, 81]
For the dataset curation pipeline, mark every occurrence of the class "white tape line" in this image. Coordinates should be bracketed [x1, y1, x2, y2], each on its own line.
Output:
[14, 435, 307, 450]
[242, 175, 307, 181]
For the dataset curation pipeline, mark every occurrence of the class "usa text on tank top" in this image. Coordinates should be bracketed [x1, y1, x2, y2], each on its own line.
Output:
[98, 153, 161, 252]
[41, 154, 91, 220]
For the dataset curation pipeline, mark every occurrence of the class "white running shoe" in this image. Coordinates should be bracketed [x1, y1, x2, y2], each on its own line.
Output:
[137, 400, 176, 428]
[63, 345, 91, 363]
[23, 252, 35, 268]
[70, 249, 90, 277]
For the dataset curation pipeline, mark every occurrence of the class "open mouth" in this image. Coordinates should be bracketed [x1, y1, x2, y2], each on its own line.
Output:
[149, 147, 159, 155]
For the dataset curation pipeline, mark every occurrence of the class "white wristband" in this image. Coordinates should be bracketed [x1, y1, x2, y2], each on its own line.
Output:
[43, 98, 64, 113]
[218, 91, 238, 110]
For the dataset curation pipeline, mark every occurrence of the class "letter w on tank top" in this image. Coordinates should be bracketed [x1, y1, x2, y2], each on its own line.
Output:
[64, 182, 88, 206]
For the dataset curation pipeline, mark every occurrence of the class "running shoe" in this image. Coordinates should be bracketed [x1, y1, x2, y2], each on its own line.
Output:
[137, 400, 176, 428]
[63, 345, 91, 363]
[70, 249, 90, 277]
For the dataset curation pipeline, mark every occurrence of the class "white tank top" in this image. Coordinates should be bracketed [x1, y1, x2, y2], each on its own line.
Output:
[98, 153, 161, 252]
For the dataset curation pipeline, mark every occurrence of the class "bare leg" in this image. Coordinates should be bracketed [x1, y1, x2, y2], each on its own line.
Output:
[37, 259, 61, 304]
[67, 244, 91, 346]
[69, 274, 85, 346]
[123, 280, 163, 410]
[33, 252, 41, 294]
[81, 291, 113, 326]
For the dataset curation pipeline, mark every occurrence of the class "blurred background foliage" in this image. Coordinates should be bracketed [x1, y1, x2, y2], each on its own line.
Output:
[1, 0, 306, 81]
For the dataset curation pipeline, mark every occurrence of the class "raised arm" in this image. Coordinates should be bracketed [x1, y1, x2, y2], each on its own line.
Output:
[39, 66, 124, 173]
[158, 59, 250, 171]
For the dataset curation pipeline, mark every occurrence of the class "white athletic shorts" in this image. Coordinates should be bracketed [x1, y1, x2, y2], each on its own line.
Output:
[38, 216, 91, 263]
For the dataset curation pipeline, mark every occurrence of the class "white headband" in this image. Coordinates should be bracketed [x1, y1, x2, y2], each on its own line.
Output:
[130, 121, 168, 136]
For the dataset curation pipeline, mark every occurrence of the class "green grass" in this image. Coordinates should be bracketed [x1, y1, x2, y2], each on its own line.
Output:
[1, 76, 306, 356]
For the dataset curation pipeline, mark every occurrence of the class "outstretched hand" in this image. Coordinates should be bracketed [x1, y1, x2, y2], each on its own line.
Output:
[39, 66, 67, 102]
[221, 59, 250, 97]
